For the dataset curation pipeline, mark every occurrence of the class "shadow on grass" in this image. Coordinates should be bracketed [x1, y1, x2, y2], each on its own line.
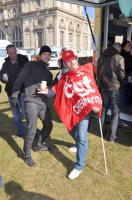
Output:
[50, 138, 73, 148]
[0, 108, 23, 158]
[5, 181, 55, 200]
[89, 115, 132, 147]
[0, 101, 9, 105]
[49, 139, 74, 173]
[87, 165, 104, 176]
[48, 99, 61, 123]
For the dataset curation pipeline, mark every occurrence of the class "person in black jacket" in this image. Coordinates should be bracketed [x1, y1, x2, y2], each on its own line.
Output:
[121, 41, 132, 75]
[12, 45, 53, 167]
[0, 44, 29, 137]
[97, 43, 125, 142]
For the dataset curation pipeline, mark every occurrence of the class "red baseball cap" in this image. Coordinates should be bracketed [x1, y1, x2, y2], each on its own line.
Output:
[61, 50, 76, 62]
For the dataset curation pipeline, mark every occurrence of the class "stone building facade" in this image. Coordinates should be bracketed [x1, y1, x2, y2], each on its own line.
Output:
[0, 0, 94, 56]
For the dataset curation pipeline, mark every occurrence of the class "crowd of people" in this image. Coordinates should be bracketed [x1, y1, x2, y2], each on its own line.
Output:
[0, 40, 131, 180]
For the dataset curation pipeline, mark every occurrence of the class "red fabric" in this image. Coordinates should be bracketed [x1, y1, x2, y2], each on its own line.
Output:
[54, 63, 102, 132]
[61, 50, 76, 62]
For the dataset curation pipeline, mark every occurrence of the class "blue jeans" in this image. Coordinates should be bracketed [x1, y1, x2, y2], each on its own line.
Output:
[101, 90, 120, 141]
[8, 95, 26, 136]
[0, 176, 2, 188]
[71, 116, 89, 170]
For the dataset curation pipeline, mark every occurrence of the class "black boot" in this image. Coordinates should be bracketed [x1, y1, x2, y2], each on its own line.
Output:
[23, 133, 37, 167]
[23, 156, 37, 167]
[32, 142, 49, 152]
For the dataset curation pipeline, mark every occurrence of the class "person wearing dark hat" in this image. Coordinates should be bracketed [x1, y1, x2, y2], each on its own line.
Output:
[11, 45, 53, 167]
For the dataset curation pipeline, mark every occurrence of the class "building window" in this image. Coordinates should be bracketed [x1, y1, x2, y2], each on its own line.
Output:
[19, 7, 21, 14]
[13, 8, 17, 17]
[76, 34, 80, 49]
[69, 33, 72, 46]
[0, 11, 3, 19]
[38, 19, 43, 26]
[37, 31, 42, 47]
[36, 0, 41, 8]
[0, 28, 6, 40]
[48, 30, 53, 46]
[60, 31, 64, 47]
[8, 9, 11, 18]
[12, 26, 22, 48]
[77, 6, 80, 14]
[83, 36, 88, 51]
[85, 24, 88, 33]
[61, 2, 65, 8]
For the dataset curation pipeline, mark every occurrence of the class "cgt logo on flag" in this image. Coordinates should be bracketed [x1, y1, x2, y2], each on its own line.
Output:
[64, 73, 102, 115]
[64, 73, 95, 98]
[54, 64, 102, 131]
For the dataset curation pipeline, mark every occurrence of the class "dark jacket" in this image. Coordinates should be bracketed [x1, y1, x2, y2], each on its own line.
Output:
[12, 60, 53, 104]
[0, 54, 29, 96]
[97, 47, 125, 91]
[121, 50, 132, 75]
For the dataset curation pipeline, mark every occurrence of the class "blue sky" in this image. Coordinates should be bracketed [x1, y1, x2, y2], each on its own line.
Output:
[83, 7, 95, 19]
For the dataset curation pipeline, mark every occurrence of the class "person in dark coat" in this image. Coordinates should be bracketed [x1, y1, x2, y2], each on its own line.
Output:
[0, 44, 29, 137]
[97, 43, 125, 142]
[12, 45, 53, 167]
[121, 40, 132, 75]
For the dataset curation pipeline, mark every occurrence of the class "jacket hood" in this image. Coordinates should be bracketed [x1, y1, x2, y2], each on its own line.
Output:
[103, 46, 119, 57]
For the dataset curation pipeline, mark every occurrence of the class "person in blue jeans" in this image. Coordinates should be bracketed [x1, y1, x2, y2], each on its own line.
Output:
[70, 116, 89, 171]
[101, 90, 120, 141]
[0, 44, 28, 137]
[8, 94, 25, 136]
[39, 50, 101, 180]
[0, 176, 3, 189]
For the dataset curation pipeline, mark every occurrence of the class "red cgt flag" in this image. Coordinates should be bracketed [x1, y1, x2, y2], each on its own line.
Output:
[54, 63, 102, 132]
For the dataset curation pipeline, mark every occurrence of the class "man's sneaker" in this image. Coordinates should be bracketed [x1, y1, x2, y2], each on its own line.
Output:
[69, 146, 77, 153]
[109, 136, 116, 143]
[23, 156, 37, 167]
[32, 143, 49, 152]
[68, 168, 82, 180]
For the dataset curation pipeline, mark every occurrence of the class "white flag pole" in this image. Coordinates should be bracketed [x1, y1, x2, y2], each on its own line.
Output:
[98, 117, 108, 175]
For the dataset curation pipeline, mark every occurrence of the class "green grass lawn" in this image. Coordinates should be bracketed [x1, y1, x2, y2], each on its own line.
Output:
[0, 77, 132, 200]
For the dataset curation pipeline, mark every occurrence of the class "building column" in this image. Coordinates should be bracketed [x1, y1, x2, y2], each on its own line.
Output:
[64, 20, 68, 48]
[94, 8, 102, 54]
[22, 19, 33, 49]
[53, 16, 60, 47]
[43, 16, 48, 45]
[73, 22, 76, 51]
[80, 21, 83, 55]
[30, 19, 35, 48]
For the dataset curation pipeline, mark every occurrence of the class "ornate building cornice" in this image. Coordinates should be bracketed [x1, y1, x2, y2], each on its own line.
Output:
[1, 0, 21, 6]
[20, 6, 91, 24]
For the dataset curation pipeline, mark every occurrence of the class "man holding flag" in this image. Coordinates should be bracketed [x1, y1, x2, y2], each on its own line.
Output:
[54, 50, 102, 179]
[40, 50, 102, 180]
